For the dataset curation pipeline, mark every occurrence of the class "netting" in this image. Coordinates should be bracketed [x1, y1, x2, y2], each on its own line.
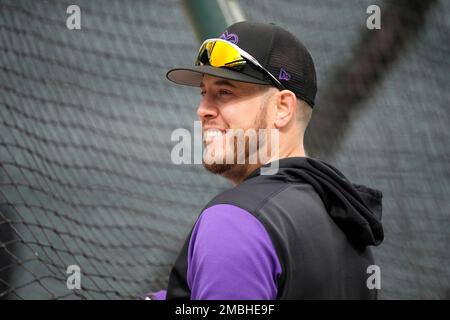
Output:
[1, 0, 449, 299]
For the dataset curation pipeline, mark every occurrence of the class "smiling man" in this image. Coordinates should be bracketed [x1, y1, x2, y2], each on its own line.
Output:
[150, 21, 384, 300]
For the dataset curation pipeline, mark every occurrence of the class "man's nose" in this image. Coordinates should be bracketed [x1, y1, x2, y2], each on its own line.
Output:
[196, 97, 218, 120]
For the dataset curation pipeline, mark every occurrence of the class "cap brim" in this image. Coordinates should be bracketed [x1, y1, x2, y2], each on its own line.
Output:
[166, 65, 270, 87]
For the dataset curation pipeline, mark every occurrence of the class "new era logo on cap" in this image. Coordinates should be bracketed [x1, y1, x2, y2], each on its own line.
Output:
[278, 68, 291, 81]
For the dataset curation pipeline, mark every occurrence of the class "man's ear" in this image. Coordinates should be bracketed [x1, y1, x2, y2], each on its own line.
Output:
[274, 90, 297, 129]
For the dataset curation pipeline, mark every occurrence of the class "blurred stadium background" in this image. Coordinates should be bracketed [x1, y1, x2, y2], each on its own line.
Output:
[0, 0, 449, 299]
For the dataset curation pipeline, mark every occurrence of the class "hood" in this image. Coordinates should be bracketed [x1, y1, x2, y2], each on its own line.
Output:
[248, 157, 384, 247]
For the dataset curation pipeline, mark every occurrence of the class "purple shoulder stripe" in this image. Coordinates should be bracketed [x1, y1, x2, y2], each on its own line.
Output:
[187, 204, 282, 300]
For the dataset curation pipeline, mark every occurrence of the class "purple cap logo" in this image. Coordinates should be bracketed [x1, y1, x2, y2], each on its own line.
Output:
[278, 68, 291, 81]
[219, 30, 239, 44]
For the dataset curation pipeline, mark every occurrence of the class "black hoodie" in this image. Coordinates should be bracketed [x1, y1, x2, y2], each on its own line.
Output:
[167, 157, 384, 299]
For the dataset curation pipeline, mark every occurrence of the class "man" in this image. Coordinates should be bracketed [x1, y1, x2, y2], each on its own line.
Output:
[150, 21, 383, 300]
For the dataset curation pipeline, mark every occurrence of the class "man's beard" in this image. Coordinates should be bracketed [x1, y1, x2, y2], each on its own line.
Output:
[202, 104, 269, 181]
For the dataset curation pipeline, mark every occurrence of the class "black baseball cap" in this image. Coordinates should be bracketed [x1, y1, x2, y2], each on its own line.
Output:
[166, 21, 317, 107]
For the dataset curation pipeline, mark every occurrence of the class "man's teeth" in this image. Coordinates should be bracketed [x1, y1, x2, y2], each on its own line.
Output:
[205, 129, 223, 138]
